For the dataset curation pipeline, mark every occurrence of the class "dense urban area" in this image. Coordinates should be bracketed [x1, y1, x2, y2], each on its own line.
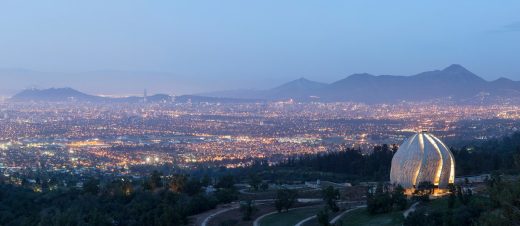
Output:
[1, 99, 520, 226]
[0, 100, 519, 173]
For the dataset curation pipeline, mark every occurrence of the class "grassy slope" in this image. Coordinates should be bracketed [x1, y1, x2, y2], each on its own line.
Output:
[259, 207, 321, 226]
[336, 208, 404, 226]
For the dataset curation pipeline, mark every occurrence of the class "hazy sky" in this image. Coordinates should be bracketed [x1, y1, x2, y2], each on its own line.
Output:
[0, 1, 519, 95]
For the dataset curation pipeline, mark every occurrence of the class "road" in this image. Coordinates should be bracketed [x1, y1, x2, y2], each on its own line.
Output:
[198, 199, 276, 226]
[294, 205, 366, 226]
[403, 202, 420, 218]
[253, 205, 322, 226]
[191, 202, 239, 226]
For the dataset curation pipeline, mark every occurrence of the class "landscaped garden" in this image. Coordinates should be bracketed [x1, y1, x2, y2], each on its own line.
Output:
[335, 208, 404, 226]
[258, 207, 322, 226]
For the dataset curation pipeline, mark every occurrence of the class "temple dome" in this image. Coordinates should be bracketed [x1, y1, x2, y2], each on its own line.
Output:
[390, 131, 455, 190]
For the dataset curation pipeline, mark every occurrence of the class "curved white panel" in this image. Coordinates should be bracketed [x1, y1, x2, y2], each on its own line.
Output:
[390, 132, 455, 189]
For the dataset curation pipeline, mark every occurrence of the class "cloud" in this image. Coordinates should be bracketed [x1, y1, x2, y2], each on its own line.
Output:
[503, 21, 520, 32]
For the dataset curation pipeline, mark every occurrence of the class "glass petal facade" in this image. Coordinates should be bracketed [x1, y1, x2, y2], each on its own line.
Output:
[390, 131, 455, 189]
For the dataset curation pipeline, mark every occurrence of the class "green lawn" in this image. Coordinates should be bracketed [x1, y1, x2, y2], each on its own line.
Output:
[336, 208, 404, 226]
[259, 207, 320, 226]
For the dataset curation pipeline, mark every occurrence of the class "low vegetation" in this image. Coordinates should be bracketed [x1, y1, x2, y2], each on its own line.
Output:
[0, 172, 238, 225]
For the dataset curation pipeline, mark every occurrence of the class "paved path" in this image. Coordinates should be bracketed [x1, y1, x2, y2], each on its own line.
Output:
[239, 188, 256, 195]
[200, 203, 240, 226]
[294, 205, 366, 226]
[403, 202, 420, 218]
[253, 206, 322, 226]
[253, 210, 278, 226]
[198, 199, 324, 226]
[294, 215, 316, 226]
[199, 199, 276, 226]
[329, 205, 366, 224]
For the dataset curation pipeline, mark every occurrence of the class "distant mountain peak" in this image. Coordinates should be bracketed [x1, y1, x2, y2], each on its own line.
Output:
[273, 78, 325, 89]
[265, 77, 326, 99]
[10, 88, 248, 103]
[11, 87, 96, 102]
[494, 77, 513, 82]
[289, 77, 312, 84]
[424, 64, 485, 83]
[21, 87, 81, 93]
[348, 73, 374, 78]
[333, 73, 375, 83]
[442, 64, 470, 73]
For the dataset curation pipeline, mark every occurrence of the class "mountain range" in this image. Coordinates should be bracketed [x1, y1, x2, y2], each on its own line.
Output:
[10, 88, 254, 104]
[204, 64, 520, 103]
[7, 64, 520, 104]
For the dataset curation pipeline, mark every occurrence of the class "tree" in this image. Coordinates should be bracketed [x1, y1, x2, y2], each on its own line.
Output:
[121, 179, 133, 196]
[477, 178, 520, 225]
[83, 177, 100, 195]
[316, 208, 331, 226]
[215, 188, 237, 203]
[486, 172, 503, 208]
[169, 174, 187, 193]
[201, 175, 211, 187]
[514, 146, 520, 170]
[456, 186, 472, 205]
[248, 173, 262, 191]
[457, 186, 473, 205]
[105, 179, 125, 196]
[184, 178, 203, 196]
[216, 175, 235, 189]
[322, 186, 340, 212]
[392, 185, 407, 210]
[260, 182, 269, 191]
[367, 183, 393, 214]
[274, 188, 298, 212]
[448, 192, 456, 209]
[428, 210, 444, 226]
[145, 170, 163, 190]
[240, 200, 257, 221]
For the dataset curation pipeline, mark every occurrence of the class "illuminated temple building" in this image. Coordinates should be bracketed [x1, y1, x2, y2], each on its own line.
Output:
[390, 131, 455, 194]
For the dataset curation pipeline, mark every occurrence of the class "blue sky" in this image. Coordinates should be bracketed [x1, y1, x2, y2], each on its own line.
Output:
[0, 1, 519, 95]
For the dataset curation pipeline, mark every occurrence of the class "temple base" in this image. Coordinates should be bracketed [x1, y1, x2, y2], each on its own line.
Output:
[404, 188, 451, 197]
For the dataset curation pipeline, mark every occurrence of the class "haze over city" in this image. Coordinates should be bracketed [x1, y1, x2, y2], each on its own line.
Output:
[1, 0, 520, 96]
[2, 2, 520, 226]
